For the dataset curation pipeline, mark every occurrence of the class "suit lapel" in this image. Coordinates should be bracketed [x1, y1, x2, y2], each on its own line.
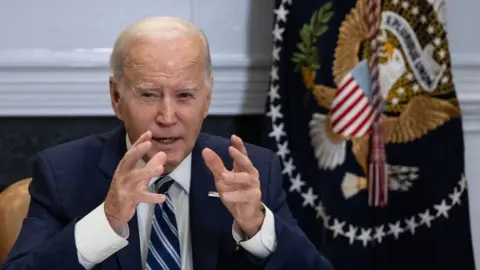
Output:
[98, 126, 127, 180]
[98, 126, 142, 270]
[190, 134, 232, 270]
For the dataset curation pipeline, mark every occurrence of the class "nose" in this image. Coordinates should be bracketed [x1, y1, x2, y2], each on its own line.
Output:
[156, 97, 177, 126]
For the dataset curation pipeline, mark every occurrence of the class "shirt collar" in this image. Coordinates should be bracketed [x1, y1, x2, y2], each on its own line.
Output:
[125, 134, 191, 194]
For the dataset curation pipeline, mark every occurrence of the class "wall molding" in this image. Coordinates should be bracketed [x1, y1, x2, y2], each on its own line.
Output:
[0, 49, 479, 133]
[451, 53, 480, 133]
[0, 49, 272, 116]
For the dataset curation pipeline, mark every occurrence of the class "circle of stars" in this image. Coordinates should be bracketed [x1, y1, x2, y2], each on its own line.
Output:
[266, 0, 469, 247]
[317, 175, 467, 246]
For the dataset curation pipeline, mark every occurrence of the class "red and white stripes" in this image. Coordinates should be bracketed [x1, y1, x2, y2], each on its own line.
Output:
[330, 74, 375, 137]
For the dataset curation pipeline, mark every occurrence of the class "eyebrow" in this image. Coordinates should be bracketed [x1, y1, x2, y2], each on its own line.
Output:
[133, 82, 200, 91]
[133, 82, 160, 90]
[180, 84, 199, 90]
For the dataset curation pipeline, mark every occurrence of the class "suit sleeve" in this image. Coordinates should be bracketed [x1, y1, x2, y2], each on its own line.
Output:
[3, 153, 85, 270]
[263, 153, 335, 270]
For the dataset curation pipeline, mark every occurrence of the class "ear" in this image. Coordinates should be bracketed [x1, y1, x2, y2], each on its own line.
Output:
[109, 76, 124, 120]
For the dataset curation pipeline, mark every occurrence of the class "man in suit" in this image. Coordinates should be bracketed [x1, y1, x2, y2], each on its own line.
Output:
[3, 17, 333, 270]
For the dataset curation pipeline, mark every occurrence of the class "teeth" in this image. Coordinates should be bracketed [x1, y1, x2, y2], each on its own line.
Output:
[158, 138, 175, 143]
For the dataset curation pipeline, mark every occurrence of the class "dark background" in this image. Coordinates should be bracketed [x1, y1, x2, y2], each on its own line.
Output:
[0, 115, 264, 192]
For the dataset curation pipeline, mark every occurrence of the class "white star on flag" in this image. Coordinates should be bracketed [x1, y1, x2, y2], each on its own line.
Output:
[268, 123, 285, 141]
[272, 24, 285, 42]
[405, 216, 418, 235]
[357, 228, 372, 247]
[434, 199, 451, 218]
[289, 174, 305, 193]
[274, 4, 289, 23]
[276, 141, 290, 159]
[419, 209, 434, 228]
[331, 219, 345, 238]
[373, 225, 386, 243]
[301, 187, 318, 208]
[282, 158, 295, 176]
[388, 221, 404, 239]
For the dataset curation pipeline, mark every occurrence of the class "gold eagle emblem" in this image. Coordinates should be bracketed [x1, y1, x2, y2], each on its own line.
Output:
[300, 0, 460, 177]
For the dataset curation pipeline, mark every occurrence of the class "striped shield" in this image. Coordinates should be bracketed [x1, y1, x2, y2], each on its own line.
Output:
[330, 60, 381, 137]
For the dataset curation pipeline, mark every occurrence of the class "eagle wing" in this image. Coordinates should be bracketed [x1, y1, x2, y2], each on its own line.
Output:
[381, 96, 460, 144]
[350, 96, 459, 175]
[312, 84, 336, 109]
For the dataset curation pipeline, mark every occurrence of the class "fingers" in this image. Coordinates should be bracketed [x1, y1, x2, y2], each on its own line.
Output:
[202, 148, 227, 178]
[130, 165, 165, 186]
[221, 171, 258, 188]
[231, 135, 248, 155]
[135, 151, 167, 185]
[145, 151, 167, 171]
[221, 189, 261, 204]
[231, 135, 247, 172]
[120, 134, 153, 171]
[118, 141, 151, 173]
[202, 146, 259, 194]
[131, 130, 152, 148]
[137, 191, 166, 204]
[215, 171, 259, 202]
[228, 146, 258, 176]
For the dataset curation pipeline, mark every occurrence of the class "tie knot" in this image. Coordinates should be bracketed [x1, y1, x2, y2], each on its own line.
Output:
[155, 175, 175, 194]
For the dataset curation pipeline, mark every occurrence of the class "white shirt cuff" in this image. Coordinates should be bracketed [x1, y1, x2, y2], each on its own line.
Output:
[75, 202, 129, 269]
[232, 204, 277, 259]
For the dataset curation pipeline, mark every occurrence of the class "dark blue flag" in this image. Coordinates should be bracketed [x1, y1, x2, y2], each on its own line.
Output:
[262, 0, 476, 269]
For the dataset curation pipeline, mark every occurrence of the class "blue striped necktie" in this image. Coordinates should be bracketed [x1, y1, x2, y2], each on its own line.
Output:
[146, 175, 181, 270]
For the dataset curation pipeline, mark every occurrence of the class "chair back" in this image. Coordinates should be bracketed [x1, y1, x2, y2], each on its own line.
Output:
[0, 178, 32, 263]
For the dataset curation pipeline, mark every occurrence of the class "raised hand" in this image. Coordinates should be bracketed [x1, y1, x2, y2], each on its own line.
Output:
[202, 135, 265, 237]
[104, 130, 167, 232]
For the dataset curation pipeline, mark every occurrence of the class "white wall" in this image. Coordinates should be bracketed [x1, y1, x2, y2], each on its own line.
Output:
[448, 0, 480, 266]
[0, 0, 273, 115]
[0, 0, 479, 266]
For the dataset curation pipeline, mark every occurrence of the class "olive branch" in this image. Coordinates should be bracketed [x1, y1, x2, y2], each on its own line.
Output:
[291, 2, 334, 72]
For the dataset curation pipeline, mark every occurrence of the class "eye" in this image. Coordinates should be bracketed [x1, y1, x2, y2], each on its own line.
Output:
[177, 92, 194, 99]
[139, 89, 160, 98]
[141, 92, 154, 98]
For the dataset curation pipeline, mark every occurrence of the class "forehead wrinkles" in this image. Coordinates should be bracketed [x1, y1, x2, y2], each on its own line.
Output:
[123, 37, 205, 79]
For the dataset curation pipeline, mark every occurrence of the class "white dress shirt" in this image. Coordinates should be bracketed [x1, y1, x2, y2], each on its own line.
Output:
[74, 135, 278, 270]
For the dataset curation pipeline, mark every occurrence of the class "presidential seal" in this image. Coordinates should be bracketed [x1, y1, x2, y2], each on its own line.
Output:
[305, 0, 460, 198]
[267, 0, 469, 247]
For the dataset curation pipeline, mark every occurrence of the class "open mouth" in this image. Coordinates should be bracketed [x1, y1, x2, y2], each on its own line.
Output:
[154, 137, 179, 144]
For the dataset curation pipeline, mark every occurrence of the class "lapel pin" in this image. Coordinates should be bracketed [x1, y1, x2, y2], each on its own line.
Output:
[208, 191, 220, 198]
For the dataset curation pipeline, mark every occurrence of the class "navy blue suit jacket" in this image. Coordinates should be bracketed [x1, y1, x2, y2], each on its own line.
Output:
[3, 126, 333, 270]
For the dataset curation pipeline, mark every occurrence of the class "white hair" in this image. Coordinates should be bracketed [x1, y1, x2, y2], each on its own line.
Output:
[109, 17, 212, 83]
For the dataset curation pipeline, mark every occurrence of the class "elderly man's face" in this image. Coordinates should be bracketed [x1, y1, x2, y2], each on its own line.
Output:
[110, 35, 212, 173]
